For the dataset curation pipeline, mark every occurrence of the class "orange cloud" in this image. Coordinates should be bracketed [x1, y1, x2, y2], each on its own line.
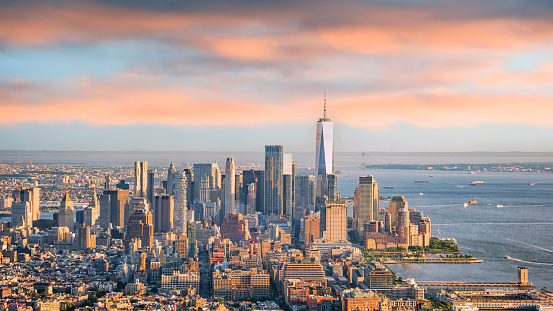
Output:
[1, 77, 553, 129]
[333, 93, 553, 129]
[477, 63, 553, 88]
[1, 2, 553, 58]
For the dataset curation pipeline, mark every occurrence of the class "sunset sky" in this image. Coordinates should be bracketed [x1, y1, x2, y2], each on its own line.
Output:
[1, 0, 553, 152]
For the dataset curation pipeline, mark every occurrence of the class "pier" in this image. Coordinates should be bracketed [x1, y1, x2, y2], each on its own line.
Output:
[381, 257, 482, 264]
[416, 281, 534, 290]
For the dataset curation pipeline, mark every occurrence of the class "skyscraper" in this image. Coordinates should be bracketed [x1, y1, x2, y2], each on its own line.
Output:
[243, 170, 264, 214]
[264, 145, 283, 217]
[167, 161, 176, 195]
[11, 201, 32, 227]
[315, 95, 334, 211]
[99, 189, 130, 229]
[283, 153, 294, 218]
[75, 223, 95, 250]
[187, 221, 198, 259]
[134, 161, 148, 198]
[321, 202, 347, 241]
[183, 168, 194, 208]
[388, 196, 407, 230]
[125, 209, 154, 250]
[173, 171, 188, 235]
[193, 163, 220, 203]
[354, 176, 379, 234]
[12, 187, 40, 223]
[224, 157, 236, 217]
[154, 194, 174, 233]
[147, 169, 156, 205]
[58, 193, 74, 232]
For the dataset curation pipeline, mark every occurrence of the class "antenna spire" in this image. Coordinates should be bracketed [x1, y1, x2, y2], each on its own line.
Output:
[324, 91, 327, 119]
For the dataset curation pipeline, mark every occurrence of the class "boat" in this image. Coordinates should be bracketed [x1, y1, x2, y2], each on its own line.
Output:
[429, 175, 434, 177]
[497, 204, 503, 208]
[420, 192, 424, 196]
[529, 183, 533, 186]
[470, 181, 484, 185]
[464, 203, 468, 208]
[470, 171, 477, 174]
[468, 199, 477, 204]
[505, 255, 511, 259]
[383, 186, 395, 189]
[414, 180, 429, 183]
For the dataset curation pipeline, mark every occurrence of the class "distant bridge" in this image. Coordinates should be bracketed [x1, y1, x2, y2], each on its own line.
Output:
[416, 281, 534, 290]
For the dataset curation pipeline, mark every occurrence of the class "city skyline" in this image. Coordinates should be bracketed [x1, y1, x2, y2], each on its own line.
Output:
[2, 0, 553, 152]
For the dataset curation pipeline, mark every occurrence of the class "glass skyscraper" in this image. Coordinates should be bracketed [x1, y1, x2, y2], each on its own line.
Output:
[315, 99, 334, 211]
[264, 145, 283, 217]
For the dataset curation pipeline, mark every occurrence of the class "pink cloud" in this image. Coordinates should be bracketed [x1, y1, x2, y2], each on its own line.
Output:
[477, 63, 553, 88]
[1, 3, 553, 57]
[1, 77, 553, 129]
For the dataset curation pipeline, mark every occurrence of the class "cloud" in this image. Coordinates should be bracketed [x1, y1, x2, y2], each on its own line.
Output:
[2, 1, 553, 57]
[1, 0, 553, 135]
[1, 76, 553, 129]
[477, 63, 553, 88]
[334, 93, 553, 129]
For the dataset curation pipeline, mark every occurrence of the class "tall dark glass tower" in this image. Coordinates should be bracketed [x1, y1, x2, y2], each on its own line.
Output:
[264, 145, 283, 217]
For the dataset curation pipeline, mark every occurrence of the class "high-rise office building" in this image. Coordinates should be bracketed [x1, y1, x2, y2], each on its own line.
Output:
[134, 161, 148, 198]
[264, 145, 283, 217]
[75, 223, 95, 250]
[242, 170, 264, 214]
[245, 183, 256, 215]
[12, 187, 40, 223]
[173, 171, 188, 235]
[193, 163, 220, 203]
[11, 201, 32, 227]
[99, 189, 130, 229]
[235, 173, 243, 211]
[84, 190, 99, 227]
[23, 188, 40, 222]
[147, 169, 156, 205]
[154, 194, 174, 233]
[220, 212, 251, 244]
[224, 157, 236, 217]
[125, 209, 154, 250]
[58, 193, 74, 232]
[304, 213, 321, 244]
[354, 176, 379, 234]
[167, 162, 176, 195]
[321, 202, 347, 241]
[283, 153, 294, 219]
[183, 168, 194, 208]
[388, 196, 407, 230]
[105, 175, 111, 190]
[315, 96, 334, 211]
[295, 176, 310, 211]
[187, 221, 198, 259]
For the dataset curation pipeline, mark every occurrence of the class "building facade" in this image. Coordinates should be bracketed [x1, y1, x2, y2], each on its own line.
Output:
[264, 145, 283, 217]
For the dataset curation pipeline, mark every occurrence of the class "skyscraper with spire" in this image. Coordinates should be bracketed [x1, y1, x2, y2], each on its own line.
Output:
[224, 157, 236, 217]
[167, 161, 176, 195]
[315, 93, 334, 211]
[59, 193, 74, 232]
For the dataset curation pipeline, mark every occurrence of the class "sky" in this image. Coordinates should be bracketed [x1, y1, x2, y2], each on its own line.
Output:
[1, 0, 553, 152]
